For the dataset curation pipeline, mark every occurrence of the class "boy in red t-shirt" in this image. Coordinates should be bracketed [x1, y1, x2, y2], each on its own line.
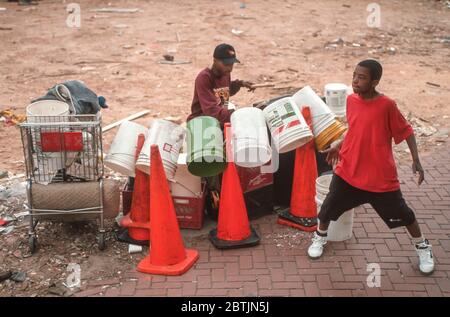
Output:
[307, 60, 434, 275]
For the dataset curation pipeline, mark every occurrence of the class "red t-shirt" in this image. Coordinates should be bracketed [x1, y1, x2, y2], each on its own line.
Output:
[335, 93, 413, 192]
[187, 68, 241, 124]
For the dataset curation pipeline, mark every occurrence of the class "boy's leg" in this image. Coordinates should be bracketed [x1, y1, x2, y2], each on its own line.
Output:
[308, 174, 367, 259]
[369, 190, 434, 275]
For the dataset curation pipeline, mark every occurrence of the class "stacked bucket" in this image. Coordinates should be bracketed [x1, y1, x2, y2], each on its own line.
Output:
[292, 86, 347, 151]
[105, 119, 186, 181]
[136, 119, 186, 180]
[263, 97, 313, 153]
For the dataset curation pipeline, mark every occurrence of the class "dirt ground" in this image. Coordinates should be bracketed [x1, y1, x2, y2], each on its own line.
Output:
[0, 0, 449, 296]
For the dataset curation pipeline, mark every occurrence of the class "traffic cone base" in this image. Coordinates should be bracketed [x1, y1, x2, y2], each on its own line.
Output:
[120, 134, 151, 242]
[137, 249, 199, 276]
[116, 228, 149, 247]
[209, 227, 260, 250]
[277, 208, 317, 232]
[119, 214, 150, 242]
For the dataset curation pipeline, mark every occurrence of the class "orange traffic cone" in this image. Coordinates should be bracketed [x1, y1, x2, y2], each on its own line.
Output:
[209, 123, 260, 249]
[119, 134, 150, 245]
[137, 145, 199, 275]
[277, 107, 318, 232]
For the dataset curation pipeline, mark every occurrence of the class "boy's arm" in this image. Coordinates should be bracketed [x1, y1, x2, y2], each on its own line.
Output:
[406, 133, 425, 185]
[320, 131, 347, 167]
[387, 102, 424, 185]
[230, 80, 255, 96]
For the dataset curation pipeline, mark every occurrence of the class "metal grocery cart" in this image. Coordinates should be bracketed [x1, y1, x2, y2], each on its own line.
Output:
[19, 113, 106, 253]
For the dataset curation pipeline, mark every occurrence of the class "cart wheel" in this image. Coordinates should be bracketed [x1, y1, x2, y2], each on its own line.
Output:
[98, 233, 106, 251]
[29, 235, 37, 254]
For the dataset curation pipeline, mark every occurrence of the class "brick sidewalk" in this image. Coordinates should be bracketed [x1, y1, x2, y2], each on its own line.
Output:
[77, 149, 450, 297]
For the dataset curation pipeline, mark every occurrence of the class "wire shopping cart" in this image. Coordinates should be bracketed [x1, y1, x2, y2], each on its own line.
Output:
[19, 113, 106, 253]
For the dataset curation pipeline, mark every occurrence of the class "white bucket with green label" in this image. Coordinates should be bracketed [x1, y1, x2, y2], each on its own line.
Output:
[263, 97, 312, 153]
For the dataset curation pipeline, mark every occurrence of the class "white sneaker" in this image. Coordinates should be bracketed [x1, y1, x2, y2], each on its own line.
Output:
[308, 232, 327, 259]
[415, 239, 435, 275]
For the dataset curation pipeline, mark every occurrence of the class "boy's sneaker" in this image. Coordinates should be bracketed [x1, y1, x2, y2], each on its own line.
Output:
[415, 239, 435, 275]
[307, 232, 327, 259]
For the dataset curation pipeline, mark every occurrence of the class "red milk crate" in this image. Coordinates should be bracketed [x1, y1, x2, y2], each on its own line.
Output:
[173, 183, 207, 230]
[237, 165, 273, 193]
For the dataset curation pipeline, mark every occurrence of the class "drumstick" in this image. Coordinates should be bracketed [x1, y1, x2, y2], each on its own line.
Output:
[250, 83, 275, 89]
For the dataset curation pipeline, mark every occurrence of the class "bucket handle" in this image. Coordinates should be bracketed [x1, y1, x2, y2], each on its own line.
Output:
[168, 179, 202, 198]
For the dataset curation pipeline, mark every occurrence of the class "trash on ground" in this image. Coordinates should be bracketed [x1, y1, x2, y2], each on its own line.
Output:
[128, 244, 143, 254]
[91, 8, 140, 14]
[0, 271, 12, 283]
[0, 109, 26, 126]
[0, 226, 14, 235]
[10, 271, 26, 283]
[409, 116, 438, 137]
[157, 60, 192, 65]
[426, 82, 441, 87]
[163, 54, 175, 62]
[231, 28, 245, 36]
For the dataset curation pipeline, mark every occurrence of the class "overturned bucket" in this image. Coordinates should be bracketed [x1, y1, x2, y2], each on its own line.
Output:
[263, 97, 313, 153]
[136, 119, 185, 180]
[104, 121, 148, 177]
[186, 116, 226, 177]
[231, 107, 271, 168]
[292, 86, 347, 151]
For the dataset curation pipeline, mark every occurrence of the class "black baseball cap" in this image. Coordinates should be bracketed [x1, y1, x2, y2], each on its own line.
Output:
[213, 43, 240, 65]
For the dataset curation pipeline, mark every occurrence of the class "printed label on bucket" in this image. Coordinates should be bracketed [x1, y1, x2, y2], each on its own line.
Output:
[266, 101, 299, 136]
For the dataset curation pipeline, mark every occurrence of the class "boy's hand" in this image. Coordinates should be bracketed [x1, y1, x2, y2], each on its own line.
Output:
[241, 81, 256, 92]
[412, 159, 425, 185]
[320, 144, 340, 167]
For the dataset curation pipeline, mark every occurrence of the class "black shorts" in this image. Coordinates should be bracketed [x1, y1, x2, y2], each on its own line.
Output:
[318, 174, 416, 229]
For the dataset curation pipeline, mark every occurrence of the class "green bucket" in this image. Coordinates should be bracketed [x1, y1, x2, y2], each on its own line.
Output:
[186, 116, 227, 177]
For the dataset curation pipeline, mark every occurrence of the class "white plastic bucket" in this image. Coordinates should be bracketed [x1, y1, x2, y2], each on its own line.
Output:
[136, 119, 186, 180]
[26, 100, 74, 180]
[315, 174, 354, 242]
[170, 153, 202, 197]
[292, 86, 336, 137]
[104, 121, 148, 177]
[231, 107, 271, 168]
[324, 83, 349, 118]
[263, 97, 313, 153]
[26, 100, 70, 118]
